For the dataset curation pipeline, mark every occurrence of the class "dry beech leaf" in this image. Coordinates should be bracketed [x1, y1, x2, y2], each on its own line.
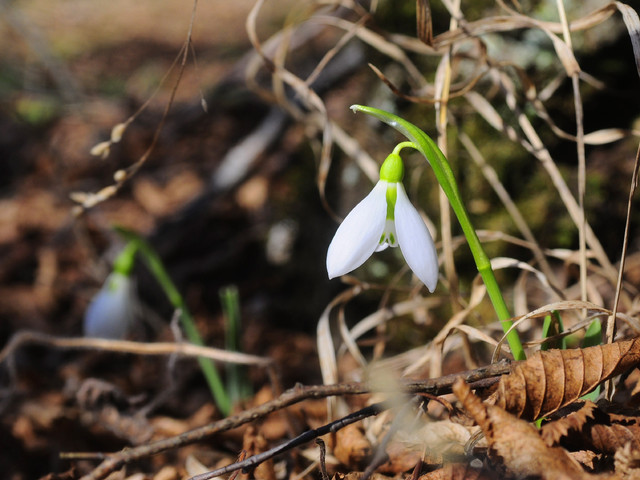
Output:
[493, 339, 640, 420]
[452, 378, 590, 479]
[541, 401, 599, 446]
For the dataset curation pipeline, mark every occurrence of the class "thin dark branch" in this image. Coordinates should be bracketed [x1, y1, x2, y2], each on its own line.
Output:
[189, 403, 384, 480]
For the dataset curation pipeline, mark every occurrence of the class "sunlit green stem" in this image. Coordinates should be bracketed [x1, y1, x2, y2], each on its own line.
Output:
[115, 227, 232, 415]
[351, 105, 525, 361]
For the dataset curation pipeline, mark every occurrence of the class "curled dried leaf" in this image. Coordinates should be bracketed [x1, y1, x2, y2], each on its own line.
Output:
[493, 339, 640, 420]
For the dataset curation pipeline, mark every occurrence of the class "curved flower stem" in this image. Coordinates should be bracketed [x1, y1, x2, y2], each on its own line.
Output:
[351, 105, 525, 361]
[115, 227, 232, 415]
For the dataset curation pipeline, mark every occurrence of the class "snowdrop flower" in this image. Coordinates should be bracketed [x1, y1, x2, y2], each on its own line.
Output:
[327, 151, 439, 291]
[84, 272, 136, 339]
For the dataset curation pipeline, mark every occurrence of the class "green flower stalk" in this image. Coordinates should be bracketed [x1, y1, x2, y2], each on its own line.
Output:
[346, 105, 526, 361]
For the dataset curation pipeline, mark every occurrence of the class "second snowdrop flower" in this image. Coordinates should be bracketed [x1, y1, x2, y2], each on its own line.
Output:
[84, 271, 136, 339]
[327, 146, 439, 291]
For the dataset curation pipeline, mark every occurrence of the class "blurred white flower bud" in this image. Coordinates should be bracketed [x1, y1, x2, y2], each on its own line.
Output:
[84, 272, 136, 339]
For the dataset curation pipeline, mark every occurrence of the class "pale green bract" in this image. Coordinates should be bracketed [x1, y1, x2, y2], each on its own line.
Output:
[326, 154, 439, 292]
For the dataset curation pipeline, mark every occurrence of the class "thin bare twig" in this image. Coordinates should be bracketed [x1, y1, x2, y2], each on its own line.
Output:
[608, 144, 640, 345]
[79, 361, 510, 480]
[0, 331, 273, 367]
[71, 0, 201, 213]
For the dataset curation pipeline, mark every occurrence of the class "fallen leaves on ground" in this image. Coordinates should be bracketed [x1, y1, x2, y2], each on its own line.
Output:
[491, 338, 640, 420]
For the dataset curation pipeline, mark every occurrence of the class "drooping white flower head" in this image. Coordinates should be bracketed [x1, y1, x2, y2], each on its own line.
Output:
[84, 272, 136, 339]
[327, 151, 439, 292]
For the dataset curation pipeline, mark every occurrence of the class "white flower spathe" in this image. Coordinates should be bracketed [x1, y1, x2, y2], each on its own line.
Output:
[327, 180, 438, 292]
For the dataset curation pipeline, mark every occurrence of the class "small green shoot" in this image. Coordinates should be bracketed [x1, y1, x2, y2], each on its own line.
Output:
[541, 311, 567, 351]
[220, 285, 251, 403]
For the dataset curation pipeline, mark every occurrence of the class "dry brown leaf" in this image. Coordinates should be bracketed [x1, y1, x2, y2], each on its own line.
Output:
[588, 419, 640, 454]
[453, 377, 591, 479]
[333, 423, 372, 468]
[377, 438, 422, 473]
[569, 450, 599, 471]
[417, 463, 493, 480]
[378, 420, 472, 472]
[151, 466, 179, 480]
[331, 472, 393, 480]
[493, 339, 640, 420]
[615, 442, 640, 479]
[242, 425, 276, 480]
[541, 401, 599, 446]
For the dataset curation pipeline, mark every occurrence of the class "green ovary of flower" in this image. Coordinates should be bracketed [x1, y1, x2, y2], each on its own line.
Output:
[381, 153, 402, 220]
[379, 153, 404, 183]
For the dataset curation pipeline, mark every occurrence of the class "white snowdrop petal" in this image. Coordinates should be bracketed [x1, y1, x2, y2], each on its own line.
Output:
[84, 272, 135, 339]
[394, 184, 439, 292]
[327, 181, 388, 279]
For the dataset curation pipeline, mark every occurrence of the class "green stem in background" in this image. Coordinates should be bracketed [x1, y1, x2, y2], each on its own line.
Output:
[581, 319, 603, 402]
[115, 227, 231, 415]
[220, 285, 251, 403]
[541, 311, 566, 351]
[351, 105, 526, 361]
